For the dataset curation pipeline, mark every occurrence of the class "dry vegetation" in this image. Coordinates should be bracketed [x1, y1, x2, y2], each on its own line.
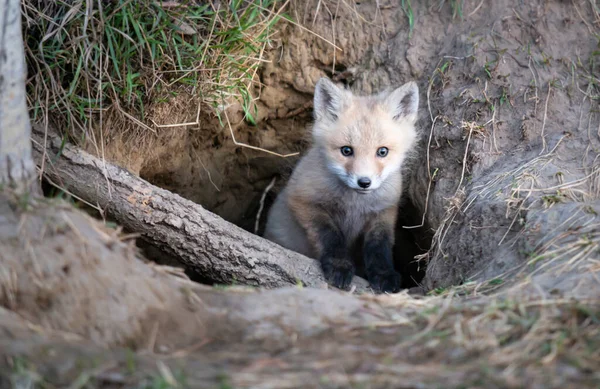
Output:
[1, 0, 600, 388]
[23, 0, 285, 155]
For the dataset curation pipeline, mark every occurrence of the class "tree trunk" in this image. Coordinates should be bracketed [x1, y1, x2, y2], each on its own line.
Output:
[31, 124, 370, 291]
[0, 0, 37, 193]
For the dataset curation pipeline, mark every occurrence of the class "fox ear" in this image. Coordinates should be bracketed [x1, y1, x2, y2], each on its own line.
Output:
[385, 81, 419, 123]
[313, 77, 348, 121]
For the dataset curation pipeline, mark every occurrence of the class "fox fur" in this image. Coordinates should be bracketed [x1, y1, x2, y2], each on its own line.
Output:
[264, 77, 420, 293]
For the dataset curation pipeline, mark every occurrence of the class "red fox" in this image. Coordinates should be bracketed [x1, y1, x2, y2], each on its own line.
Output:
[264, 77, 419, 293]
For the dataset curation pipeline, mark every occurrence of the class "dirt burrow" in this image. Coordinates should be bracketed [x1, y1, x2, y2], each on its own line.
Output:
[94, 0, 600, 296]
[3, 1, 600, 385]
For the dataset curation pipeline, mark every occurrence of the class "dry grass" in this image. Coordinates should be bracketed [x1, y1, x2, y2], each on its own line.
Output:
[428, 130, 600, 286]
[217, 289, 600, 387]
[23, 0, 287, 153]
[2, 278, 599, 388]
[8, 1, 600, 387]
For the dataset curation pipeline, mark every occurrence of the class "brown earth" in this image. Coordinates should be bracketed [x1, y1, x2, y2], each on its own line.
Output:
[2, 195, 598, 388]
[3, 0, 600, 387]
[94, 0, 600, 296]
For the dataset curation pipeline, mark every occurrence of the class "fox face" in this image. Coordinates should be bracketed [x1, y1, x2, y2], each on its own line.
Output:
[312, 78, 419, 193]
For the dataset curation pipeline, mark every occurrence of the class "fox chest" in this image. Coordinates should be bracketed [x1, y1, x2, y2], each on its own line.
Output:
[324, 196, 388, 243]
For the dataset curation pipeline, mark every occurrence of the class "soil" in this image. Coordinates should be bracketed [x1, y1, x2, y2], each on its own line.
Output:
[2, 195, 598, 388]
[4, 0, 600, 387]
[91, 0, 600, 296]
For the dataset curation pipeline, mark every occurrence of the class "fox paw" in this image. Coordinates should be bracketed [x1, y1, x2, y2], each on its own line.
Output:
[369, 271, 402, 293]
[322, 258, 355, 290]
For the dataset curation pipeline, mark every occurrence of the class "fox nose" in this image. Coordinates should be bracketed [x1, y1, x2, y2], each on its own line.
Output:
[357, 177, 371, 189]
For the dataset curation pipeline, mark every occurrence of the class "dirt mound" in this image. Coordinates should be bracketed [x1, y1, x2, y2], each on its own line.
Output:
[8, 0, 600, 385]
[1, 224, 598, 388]
[398, 0, 600, 293]
[0, 195, 393, 350]
[101, 0, 600, 298]
[184, 0, 600, 297]
[0, 196, 212, 349]
[235, 0, 597, 296]
[1, 193, 599, 387]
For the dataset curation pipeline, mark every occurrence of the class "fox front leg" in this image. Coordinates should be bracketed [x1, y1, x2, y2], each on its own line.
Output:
[288, 197, 354, 290]
[363, 207, 402, 293]
[315, 223, 354, 290]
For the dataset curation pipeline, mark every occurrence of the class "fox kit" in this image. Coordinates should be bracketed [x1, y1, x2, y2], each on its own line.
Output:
[264, 77, 419, 293]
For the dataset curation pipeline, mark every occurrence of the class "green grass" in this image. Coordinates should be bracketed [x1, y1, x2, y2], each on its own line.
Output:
[541, 191, 566, 208]
[438, 0, 464, 20]
[403, 0, 466, 38]
[24, 0, 286, 143]
[401, 0, 414, 37]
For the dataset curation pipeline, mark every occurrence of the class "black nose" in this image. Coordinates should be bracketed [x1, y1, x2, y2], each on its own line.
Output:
[357, 177, 371, 188]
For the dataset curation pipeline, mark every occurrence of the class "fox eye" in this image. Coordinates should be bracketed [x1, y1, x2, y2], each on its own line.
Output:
[377, 147, 389, 157]
[340, 146, 353, 156]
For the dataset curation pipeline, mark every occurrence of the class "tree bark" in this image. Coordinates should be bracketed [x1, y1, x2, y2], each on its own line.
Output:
[31, 125, 370, 291]
[0, 0, 37, 193]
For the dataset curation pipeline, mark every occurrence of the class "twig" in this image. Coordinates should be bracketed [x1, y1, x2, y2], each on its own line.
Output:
[252, 2, 343, 51]
[573, 0, 596, 35]
[539, 83, 552, 155]
[194, 150, 220, 192]
[223, 109, 299, 158]
[151, 120, 198, 128]
[456, 122, 475, 195]
[467, 0, 485, 17]
[491, 103, 499, 153]
[404, 116, 438, 229]
[166, 338, 212, 358]
[255, 176, 277, 234]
